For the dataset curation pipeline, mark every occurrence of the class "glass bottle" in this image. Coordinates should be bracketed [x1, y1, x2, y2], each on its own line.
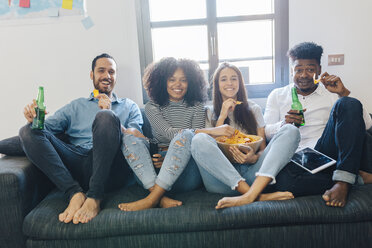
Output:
[31, 86, 46, 130]
[291, 87, 305, 127]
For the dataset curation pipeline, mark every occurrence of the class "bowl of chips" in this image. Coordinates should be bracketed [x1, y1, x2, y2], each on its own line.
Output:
[215, 130, 263, 163]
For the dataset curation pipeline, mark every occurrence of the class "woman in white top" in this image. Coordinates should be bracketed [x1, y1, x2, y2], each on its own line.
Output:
[191, 62, 301, 209]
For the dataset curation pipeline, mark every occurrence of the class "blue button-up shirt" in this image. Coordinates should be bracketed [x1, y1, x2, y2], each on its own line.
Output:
[44, 93, 143, 149]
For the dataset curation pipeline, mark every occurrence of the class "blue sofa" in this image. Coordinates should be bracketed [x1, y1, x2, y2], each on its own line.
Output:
[0, 111, 371, 248]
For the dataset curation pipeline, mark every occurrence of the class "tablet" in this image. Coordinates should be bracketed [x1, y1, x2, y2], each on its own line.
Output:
[291, 147, 336, 174]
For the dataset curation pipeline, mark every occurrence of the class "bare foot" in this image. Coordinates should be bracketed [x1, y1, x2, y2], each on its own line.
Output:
[58, 192, 86, 223]
[159, 196, 182, 208]
[72, 197, 101, 224]
[118, 197, 158, 211]
[216, 191, 294, 209]
[359, 170, 372, 184]
[322, 181, 349, 207]
[258, 191, 294, 201]
[216, 195, 252, 209]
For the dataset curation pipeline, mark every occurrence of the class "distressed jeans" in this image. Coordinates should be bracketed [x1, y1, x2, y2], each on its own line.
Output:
[122, 129, 202, 193]
[191, 124, 300, 195]
[19, 110, 135, 200]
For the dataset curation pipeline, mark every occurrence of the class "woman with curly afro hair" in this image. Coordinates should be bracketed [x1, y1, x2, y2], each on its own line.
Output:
[119, 57, 234, 211]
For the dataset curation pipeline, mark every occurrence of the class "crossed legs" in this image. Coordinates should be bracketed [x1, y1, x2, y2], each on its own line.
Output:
[315, 97, 366, 207]
[119, 130, 199, 211]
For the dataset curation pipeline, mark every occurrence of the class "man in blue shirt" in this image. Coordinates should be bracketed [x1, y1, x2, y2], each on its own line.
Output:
[19, 53, 143, 224]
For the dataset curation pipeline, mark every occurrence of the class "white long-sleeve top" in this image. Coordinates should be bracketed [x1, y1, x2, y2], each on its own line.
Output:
[264, 83, 372, 149]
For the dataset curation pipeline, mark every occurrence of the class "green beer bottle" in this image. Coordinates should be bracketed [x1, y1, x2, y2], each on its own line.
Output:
[291, 87, 305, 127]
[31, 86, 46, 130]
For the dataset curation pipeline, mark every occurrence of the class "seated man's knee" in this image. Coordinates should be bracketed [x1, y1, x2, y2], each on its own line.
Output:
[336, 97, 362, 114]
[94, 110, 120, 128]
[19, 124, 35, 144]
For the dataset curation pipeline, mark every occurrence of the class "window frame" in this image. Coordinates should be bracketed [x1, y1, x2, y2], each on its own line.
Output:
[135, 0, 289, 102]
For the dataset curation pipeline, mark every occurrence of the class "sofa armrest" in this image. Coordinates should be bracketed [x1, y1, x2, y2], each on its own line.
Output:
[0, 156, 54, 248]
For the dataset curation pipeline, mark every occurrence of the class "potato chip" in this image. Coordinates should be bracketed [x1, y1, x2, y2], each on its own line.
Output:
[216, 129, 259, 145]
[93, 89, 99, 97]
[313, 74, 320, 84]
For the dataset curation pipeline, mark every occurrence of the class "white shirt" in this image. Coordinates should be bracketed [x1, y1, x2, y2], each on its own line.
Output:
[264, 83, 372, 149]
[205, 100, 265, 133]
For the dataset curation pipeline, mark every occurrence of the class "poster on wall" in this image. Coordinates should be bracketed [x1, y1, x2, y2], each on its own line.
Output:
[0, 0, 86, 20]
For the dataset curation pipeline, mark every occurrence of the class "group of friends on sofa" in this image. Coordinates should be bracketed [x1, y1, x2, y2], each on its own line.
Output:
[19, 41, 372, 225]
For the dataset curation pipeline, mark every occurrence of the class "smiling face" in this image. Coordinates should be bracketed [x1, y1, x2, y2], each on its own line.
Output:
[218, 68, 239, 101]
[167, 68, 188, 102]
[90, 58, 117, 97]
[291, 59, 321, 95]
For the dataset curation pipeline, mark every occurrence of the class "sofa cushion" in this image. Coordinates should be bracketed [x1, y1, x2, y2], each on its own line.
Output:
[23, 184, 372, 241]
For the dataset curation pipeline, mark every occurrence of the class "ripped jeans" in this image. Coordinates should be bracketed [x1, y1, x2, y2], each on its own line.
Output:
[122, 129, 202, 193]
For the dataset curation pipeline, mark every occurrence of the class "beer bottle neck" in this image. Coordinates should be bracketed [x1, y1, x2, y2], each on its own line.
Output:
[291, 87, 299, 102]
[37, 87, 45, 109]
[291, 87, 303, 111]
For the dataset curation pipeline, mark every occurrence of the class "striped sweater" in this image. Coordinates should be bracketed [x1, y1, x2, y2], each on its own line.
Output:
[145, 100, 205, 146]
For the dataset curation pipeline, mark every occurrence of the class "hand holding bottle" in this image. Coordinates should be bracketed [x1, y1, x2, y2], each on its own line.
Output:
[283, 109, 307, 127]
[23, 99, 38, 123]
[285, 87, 305, 127]
[23, 87, 47, 129]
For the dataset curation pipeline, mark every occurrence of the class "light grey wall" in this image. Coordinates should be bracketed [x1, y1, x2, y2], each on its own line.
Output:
[288, 0, 372, 111]
[1, 0, 371, 140]
[0, 0, 142, 140]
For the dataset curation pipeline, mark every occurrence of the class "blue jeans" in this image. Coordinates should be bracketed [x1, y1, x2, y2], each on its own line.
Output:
[19, 110, 135, 200]
[315, 97, 366, 184]
[122, 129, 202, 193]
[191, 125, 300, 195]
[274, 97, 366, 196]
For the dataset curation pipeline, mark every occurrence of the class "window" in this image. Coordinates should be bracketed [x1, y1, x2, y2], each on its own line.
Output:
[135, 0, 288, 101]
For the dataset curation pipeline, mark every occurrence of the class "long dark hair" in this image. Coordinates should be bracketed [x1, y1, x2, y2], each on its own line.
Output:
[211, 62, 257, 134]
[143, 57, 207, 107]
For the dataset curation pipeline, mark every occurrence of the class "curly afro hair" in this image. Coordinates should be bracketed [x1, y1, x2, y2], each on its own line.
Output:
[143, 57, 207, 107]
[287, 42, 323, 65]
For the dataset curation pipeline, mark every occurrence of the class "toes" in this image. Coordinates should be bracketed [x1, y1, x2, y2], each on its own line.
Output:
[322, 190, 331, 202]
[216, 199, 226, 209]
[73, 212, 81, 224]
[64, 212, 75, 223]
[58, 212, 67, 222]
[118, 204, 129, 211]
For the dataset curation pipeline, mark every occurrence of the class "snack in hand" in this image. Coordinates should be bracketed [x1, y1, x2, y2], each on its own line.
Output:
[93, 89, 99, 97]
[236, 101, 242, 105]
[313, 74, 320, 84]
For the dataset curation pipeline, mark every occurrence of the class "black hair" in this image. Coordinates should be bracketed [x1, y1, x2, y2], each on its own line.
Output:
[287, 42, 323, 65]
[143, 57, 207, 107]
[91, 53, 116, 71]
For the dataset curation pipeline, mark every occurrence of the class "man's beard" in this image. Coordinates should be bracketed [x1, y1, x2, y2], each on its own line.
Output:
[93, 77, 112, 94]
[296, 81, 317, 93]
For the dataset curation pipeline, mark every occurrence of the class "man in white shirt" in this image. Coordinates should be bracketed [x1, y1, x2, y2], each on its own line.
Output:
[264, 42, 372, 207]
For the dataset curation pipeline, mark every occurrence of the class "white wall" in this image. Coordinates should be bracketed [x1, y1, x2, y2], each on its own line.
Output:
[289, 0, 372, 111]
[1, 0, 372, 140]
[0, 0, 142, 140]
